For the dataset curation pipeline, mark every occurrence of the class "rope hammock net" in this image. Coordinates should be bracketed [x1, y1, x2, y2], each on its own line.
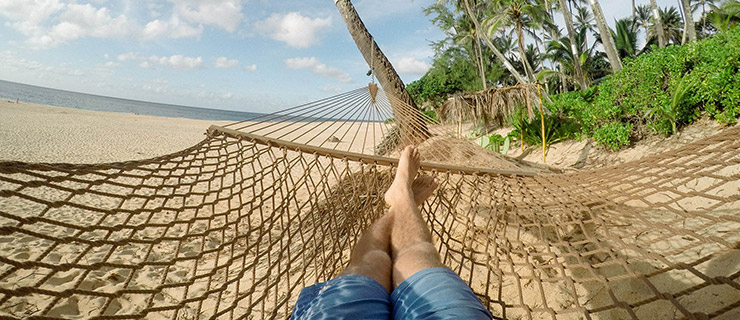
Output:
[1, 86, 739, 319]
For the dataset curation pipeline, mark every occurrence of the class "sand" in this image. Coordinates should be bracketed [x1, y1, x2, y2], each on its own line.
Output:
[0, 100, 392, 319]
[1, 100, 738, 319]
[493, 117, 730, 170]
[0, 100, 233, 163]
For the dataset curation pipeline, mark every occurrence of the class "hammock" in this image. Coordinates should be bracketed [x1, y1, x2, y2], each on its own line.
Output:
[0, 87, 738, 319]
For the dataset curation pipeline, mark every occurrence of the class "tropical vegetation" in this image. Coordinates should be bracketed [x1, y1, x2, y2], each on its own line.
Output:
[408, 0, 740, 151]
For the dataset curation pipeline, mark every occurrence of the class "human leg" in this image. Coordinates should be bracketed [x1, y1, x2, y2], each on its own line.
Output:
[384, 145, 444, 288]
[385, 146, 492, 319]
[339, 212, 393, 292]
[291, 213, 394, 319]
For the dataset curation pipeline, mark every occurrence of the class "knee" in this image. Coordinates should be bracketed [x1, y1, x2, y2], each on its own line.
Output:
[345, 249, 392, 274]
[395, 242, 440, 261]
[361, 249, 392, 268]
[343, 250, 393, 292]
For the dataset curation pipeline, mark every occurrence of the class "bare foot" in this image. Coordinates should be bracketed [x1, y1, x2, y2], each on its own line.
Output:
[384, 145, 420, 208]
[412, 176, 438, 206]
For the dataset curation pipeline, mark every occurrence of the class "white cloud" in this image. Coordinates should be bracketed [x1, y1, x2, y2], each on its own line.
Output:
[117, 52, 139, 61]
[0, 0, 244, 47]
[285, 57, 320, 69]
[168, 0, 244, 32]
[256, 12, 331, 48]
[23, 4, 133, 48]
[152, 55, 203, 69]
[0, 51, 84, 77]
[140, 17, 202, 41]
[214, 56, 239, 68]
[285, 57, 351, 83]
[244, 64, 257, 72]
[0, 0, 64, 35]
[118, 52, 203, 70]
[395, 56, 430, 75]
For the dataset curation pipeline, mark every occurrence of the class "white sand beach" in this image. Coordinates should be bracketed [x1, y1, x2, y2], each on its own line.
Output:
[0, 100, 232, 163]
[1, 99, 738, 319]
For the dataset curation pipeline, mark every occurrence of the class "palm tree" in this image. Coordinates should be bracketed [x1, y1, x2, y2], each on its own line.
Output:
[680, 0, 697, 43]
[691, 0, 718, 20]
[542, 0, 568, 93]
[460, 0, 529, 84]
[650, 0, 667, 47]
[546, 25, 609, 86]
[632, 0, 637, 19]
[426, 4, 488, 89]
[612, 18, 640, 59]
[557, 0, 588, 90]
[587, 0, 622, 72]
[483, 0, 547, 83]
[691, 0, 718, 36]
[636, 4, 653, 40]
[708, 0, 740, 31]
[574, 5, 595, 32]
[647, 7, 684, 45]
[524, 43, 543, 74]
[334, 0, 429, 142]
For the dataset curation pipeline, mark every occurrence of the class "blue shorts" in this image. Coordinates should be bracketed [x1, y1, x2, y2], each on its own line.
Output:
[291, 267, 492, 319]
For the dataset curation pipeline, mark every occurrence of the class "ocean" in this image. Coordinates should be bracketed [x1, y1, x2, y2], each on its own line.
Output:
[0, 79, 264, 121]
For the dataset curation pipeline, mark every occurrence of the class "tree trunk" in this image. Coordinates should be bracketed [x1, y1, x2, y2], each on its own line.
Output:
[474, 40, 487, 89]
[651, 0, 666, 47]
[334, 0, 429, 144]
[545, 2, 567, 93]
[589, 0, 622, 72]
[462, 0, 528, 84]
[558, 0, 588, 90]
[680, 0, 697, 43]
[516, 20, 536, 82]
[632, 0, 637, 20]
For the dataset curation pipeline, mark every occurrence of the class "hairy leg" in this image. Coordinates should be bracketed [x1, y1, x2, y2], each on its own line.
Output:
[339, 212, 393, 293]
[385, 145, 444, 289]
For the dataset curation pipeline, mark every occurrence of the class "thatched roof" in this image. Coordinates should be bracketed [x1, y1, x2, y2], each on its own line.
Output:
[438, 84, 539, 127]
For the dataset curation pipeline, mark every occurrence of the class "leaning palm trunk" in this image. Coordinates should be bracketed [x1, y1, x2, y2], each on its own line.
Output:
[680, 0, 697, 43]
[473, 40, 488, 89]
[558, 0, 588, 90]
[334, 0, 430, 146]
[589, 0, 622, 73]
[515, 21, 537, 82]
[462, 0, 528, 84]
[545, 1, 567, 93]
[651, 0, 667, 47]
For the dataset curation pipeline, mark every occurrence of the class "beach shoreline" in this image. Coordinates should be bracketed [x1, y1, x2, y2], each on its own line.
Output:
[0, 100, 232, 164]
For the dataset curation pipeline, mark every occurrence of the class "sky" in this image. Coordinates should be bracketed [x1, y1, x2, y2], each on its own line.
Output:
[0, 0, 690, 114]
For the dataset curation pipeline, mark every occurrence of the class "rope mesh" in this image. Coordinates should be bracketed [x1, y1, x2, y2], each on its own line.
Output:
[1, 88, 739, 319]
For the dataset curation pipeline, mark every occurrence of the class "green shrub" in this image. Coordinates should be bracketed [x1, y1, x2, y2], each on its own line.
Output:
[509, 109, 579, 148]
[421, 110, 438, 123]
[543, 27, 740, 149]
[478, 133, 510, 155]
[593, 122, 633, 150]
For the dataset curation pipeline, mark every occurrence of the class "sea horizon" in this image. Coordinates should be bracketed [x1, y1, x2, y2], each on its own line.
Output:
[0, 79, 265, 122]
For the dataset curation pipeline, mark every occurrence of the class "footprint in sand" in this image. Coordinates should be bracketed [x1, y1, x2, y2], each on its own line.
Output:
[103, 298, 122, 315]
[46, 296, 80, 318]
[44, 252, 62, 264]
[78, 278, 106, 291]
[12, 251, 30, 260]
[46, 271, 80, 287]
